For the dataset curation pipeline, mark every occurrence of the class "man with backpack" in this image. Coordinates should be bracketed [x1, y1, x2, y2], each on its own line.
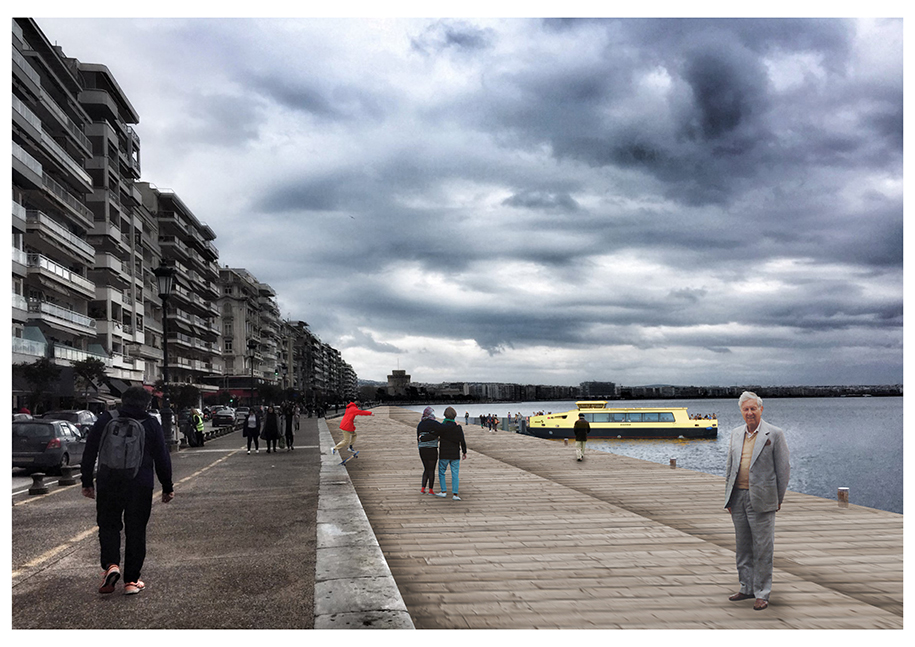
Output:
[81, 386, 174, 595]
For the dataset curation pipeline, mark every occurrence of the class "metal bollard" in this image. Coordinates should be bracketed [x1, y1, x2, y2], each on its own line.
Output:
[29, 474, 49, 495]
[670, 458, 677, 469]
[838, 487, 849, 508]
[58, 466, 78, 486]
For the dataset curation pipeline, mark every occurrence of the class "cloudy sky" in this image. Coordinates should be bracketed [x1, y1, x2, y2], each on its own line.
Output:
[34, 13, 904, 387]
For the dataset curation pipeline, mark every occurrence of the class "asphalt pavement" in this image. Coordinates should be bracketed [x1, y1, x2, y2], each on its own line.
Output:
[11, 413, 411, 630]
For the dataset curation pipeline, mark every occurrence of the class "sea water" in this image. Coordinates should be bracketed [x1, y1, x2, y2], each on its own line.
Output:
[402, 397, 903, 514]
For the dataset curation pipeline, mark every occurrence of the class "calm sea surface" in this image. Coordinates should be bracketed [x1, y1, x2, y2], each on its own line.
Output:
[402, 397, 903, 514]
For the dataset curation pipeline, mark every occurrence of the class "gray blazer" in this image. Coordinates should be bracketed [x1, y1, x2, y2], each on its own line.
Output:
[724, 419, 790, 512]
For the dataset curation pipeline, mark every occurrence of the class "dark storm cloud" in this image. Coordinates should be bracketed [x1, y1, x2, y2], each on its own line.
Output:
[410, 20, 495, 55]
[502, 190, 580, 212]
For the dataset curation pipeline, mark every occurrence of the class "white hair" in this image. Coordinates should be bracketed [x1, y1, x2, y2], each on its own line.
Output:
[738, 391, 763, 408]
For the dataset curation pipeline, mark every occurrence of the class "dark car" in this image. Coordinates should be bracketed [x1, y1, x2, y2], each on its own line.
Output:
[211, 408, 236, 426]
[41, 410, 97, 436]
[12, 419, 87, 474]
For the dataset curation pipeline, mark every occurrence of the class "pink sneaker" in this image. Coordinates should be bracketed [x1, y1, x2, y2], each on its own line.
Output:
[98, 564, 120, 594]
[124, 580, 145, 595]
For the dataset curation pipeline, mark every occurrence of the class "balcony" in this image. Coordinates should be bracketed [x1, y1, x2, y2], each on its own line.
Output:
[12, 47, 41, 96]
[27, 253, 96, 298]
[12, 336, 47, 359]
[52, 344, 110, 367]
[79, 88, 120, 123]
[159, 235, 191, 260]
[42, 173, 94, 229]
[26, 209, 95, 263]
[40, 130, 93, 191]
[12, 246, 27, 274]
[96, 285, 125, 306]
[39, 88, 92, 155]
[12, 140, 43, 188]
[27, 300, 97, 335]
[12, 293, 28, 322]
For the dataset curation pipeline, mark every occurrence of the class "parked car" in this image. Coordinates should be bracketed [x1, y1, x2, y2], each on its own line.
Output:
[12, 419, 87, 474]
[211, 408, 236, 426]
[41, 410, 97, 436]
[12, 413, 32, 422]
[234, 406, 250, 422]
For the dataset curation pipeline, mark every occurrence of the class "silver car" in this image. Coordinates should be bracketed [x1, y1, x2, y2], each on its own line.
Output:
[12, 419, 87, 474]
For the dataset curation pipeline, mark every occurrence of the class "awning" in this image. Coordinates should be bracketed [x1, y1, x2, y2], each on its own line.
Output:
[87, 394, 119, 405]
[106, 378, 132, 396]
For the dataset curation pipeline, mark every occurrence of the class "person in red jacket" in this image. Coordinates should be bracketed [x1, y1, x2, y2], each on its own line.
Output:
[332, 401, 373, 456]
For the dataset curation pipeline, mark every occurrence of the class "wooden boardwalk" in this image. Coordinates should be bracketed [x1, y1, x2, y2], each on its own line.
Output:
[334, 407, 903, 629]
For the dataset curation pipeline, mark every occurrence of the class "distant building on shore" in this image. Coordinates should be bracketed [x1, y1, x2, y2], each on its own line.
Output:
[387, 369, 411, 397]
[580, 381, 618, 398]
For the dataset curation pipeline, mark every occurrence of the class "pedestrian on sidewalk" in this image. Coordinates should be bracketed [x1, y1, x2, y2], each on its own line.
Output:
[283, 402, 295, 451]
[80, 386, 174, 596]
[332, 401, 373, 456]
[261, 405, 280, 453]
[243, 408, 261, 454]
[724, 391, 790, 611]
[574, 413, 590, 461]
[191, 408, 205, 447]
[417, 406, 443, 494]
[433, 407, 467, 501]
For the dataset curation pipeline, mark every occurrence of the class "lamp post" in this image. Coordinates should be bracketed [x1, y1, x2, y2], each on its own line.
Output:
[247, 339, 258, 409]
[153, 262, 177, 451]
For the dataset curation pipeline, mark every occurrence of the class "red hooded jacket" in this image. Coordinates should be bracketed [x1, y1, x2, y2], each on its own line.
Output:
[339, 402, 372, 432]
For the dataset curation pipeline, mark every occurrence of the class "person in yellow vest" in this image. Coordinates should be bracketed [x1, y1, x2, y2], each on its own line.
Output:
[723, 392, 790, 611]
[191, 408, 205, 447]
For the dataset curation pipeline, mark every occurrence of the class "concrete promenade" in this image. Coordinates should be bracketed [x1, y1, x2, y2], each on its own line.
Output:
[11, 414, 408, 630]
[334, 407, 903, 629]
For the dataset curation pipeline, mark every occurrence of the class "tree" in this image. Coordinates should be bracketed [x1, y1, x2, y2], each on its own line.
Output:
[15, 357, 62, 414]
[258, 383, 284, 406]
[72, 357, 107, 408]
[153, 380, 201, 411]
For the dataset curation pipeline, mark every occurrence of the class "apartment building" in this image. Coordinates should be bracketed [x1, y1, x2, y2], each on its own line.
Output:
[216, 267, 282, 401]
[12, 19, 104, 405]
[79, 57, 149, 390]
[138, 183, 221, 397]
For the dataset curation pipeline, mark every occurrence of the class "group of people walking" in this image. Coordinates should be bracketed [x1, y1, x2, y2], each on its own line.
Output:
[242, 403, 300, 454]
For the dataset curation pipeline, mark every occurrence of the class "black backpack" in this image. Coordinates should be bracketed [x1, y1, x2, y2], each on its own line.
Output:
[97, 411, 146, 480]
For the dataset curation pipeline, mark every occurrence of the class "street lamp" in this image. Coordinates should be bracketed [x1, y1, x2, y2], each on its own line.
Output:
[247, 339, 258, 408]
[154, 262, 177, 451]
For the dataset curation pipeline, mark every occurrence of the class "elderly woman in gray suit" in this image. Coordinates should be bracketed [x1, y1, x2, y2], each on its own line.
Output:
[724, 391, 790, 611]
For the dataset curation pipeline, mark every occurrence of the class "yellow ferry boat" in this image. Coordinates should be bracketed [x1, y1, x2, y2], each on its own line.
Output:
[525, 401, 718, 439]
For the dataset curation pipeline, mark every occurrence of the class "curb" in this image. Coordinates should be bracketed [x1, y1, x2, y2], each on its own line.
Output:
[313, 418, 414, 629]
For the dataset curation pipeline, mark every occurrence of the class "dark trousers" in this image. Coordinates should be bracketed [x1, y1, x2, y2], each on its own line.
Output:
[285, 429, 294, 449]
[419, 447, 438, 489]
[96, 484, 153, 583]
[246, 435, 259, 451]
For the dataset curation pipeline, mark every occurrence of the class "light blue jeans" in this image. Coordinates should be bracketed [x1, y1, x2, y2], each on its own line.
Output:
[438, 458, 460, 494]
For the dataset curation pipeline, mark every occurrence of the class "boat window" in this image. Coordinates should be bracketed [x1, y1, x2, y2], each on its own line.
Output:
[659, 412, 675, 422]
[581, 414, 594, 422]
[628, 413, 643, 422]
[642, 413, 659, 422]
[591, 413, 610, 423]
[610, 413, 626, 422]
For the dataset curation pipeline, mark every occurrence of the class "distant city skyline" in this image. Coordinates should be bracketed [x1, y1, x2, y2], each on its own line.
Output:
[38, 17, 903, 387]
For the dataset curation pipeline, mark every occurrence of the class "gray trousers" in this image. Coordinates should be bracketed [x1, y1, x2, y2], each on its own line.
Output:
[729, 488, 776, 600]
